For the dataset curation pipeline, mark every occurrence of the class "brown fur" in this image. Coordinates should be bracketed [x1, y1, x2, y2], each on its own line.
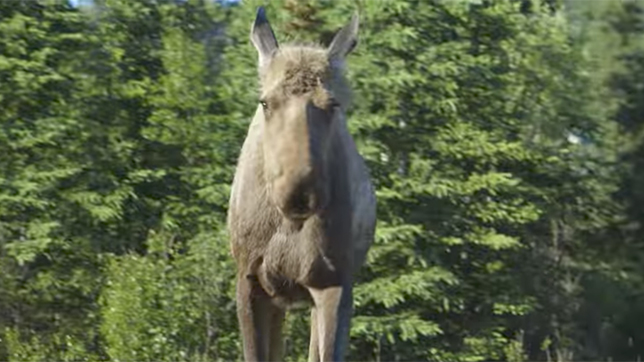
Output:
[259, 45, 352, 108]
[228, 8, 375, 362]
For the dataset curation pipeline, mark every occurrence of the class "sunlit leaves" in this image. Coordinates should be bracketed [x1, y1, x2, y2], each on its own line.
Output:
[352, 313, 442, 344]
[0, 0, 632, 361]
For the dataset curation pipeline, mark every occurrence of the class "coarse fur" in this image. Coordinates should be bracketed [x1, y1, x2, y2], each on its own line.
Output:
[227, 7, 376, 362]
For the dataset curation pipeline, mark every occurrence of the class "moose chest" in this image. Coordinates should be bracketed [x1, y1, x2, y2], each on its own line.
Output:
[250, 214, 353, 307]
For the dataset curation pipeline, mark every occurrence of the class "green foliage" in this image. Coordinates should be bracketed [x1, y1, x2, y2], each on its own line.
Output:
[100, 230, 238, 362]
[335, 0, 620, 359]
[0, 0, 641, 361]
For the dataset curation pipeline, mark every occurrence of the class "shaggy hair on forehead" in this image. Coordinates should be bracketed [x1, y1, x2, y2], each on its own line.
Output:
[260, 44, 352, 105]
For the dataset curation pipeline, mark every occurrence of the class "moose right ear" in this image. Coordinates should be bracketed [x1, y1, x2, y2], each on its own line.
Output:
[327, 12, 359, 61]
[250, 6, 279, 68]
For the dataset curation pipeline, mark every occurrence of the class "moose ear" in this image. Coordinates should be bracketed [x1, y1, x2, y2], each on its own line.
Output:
[327, 12, 359, 60]
[250, 6, 278, 68]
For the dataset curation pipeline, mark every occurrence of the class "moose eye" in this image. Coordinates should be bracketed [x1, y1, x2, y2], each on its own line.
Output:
[329, 100, 341, 110]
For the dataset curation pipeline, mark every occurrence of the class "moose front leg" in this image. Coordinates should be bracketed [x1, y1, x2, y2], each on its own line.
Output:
[308, 284, 353, 362]
[308, 306, 320, 362]
[236, 273, 282, 362]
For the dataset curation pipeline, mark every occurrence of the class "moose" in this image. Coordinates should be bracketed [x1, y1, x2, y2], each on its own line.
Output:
[227, 6, 376, 362]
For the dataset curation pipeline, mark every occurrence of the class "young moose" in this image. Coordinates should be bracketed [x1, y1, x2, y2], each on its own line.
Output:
[227, 6, 376, 362]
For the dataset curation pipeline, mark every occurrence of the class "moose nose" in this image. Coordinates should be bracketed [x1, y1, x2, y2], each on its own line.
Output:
[285, 190, 317, 219]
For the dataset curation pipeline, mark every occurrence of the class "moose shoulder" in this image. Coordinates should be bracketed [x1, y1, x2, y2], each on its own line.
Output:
[227, 6, 376, 362]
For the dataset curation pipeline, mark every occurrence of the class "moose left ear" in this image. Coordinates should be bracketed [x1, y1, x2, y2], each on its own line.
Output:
[327, 11, 359, 60]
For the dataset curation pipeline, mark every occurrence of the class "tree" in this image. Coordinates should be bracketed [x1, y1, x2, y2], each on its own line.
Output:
[0, 2, 108, 360]
[214, 1, 623, 360]
[0, 0, 637, 360]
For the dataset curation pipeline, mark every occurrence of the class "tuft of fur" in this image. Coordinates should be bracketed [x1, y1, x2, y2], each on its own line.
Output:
[260, 44, 353, 111]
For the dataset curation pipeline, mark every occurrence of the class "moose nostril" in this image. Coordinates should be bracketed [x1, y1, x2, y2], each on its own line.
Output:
[285, 189, 318, 218]
[291, 192, 310, 214]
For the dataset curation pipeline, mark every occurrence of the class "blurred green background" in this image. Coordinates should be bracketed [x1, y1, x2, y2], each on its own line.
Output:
[1, 0, 644, 360]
